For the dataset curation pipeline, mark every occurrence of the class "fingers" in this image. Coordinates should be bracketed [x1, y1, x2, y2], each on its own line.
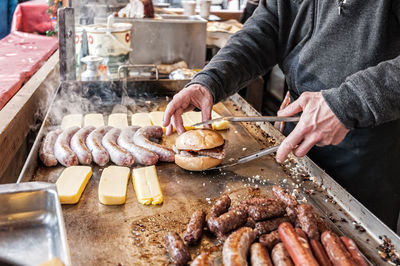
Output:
[276, 125, 304, 163]
[172, 109, 186, 135]
[293, 136, 318, 157]
[165, 124, 174, 136]
[163, 93, 186, 127]
[201, 105, 212, 129]
[277, 96, 304, 117]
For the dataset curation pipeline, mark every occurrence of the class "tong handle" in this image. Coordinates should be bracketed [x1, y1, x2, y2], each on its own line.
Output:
[237, 145, 280, 164]
[227, 116, 300, 123]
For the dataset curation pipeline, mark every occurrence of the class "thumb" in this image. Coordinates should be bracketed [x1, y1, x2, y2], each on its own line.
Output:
[278, 98, 304, 117]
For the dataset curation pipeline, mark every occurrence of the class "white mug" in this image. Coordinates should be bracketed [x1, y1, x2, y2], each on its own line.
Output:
[182, 1, 196, 16]
[199, 0, 212, 19]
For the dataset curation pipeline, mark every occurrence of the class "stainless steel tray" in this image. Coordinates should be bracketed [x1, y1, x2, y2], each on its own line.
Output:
[0, 182, 70, 266]
[17, 80, 399, 265]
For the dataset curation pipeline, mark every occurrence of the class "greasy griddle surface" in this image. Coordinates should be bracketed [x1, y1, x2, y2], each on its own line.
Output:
[32, 102, 290, 265]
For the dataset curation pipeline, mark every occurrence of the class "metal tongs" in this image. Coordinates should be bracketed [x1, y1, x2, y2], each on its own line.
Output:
[192, 116, 300, 127]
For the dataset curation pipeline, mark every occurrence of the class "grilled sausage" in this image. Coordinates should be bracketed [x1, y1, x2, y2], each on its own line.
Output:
[210, 195, 231, 217]
[86, 126, 112, 166]
[240, 197, 281, 206]
[260, 230, 281, 250]
[102, 128, 134, 167]
[255, 216, 291, 236]
[184, 210, 206, 245]
[70, 126, 95, 165]
[117, 126, 159, 165]
[272, 186, 298, 207]
[340, 236, 368, 266]
[222, 227, 256, 266]
[208, 208, 247, 235]
[247, 201, 286, 221]
[310, 239, 333, 266]
[321, 231, 356, 266]
[296, 204, 319, 240]
[165, 232, 191, 266]
[271, 243, 295, 266]
[250, 243, 273, 266]
[39, 129, 62, 167]
[133, 126, 175, 162]
[54, 126, 80, 167]
[191, 253, 214, 266]
[316, 214, 330, 233]
[245, 217, 256, 229]
[278, 222, 319, 266]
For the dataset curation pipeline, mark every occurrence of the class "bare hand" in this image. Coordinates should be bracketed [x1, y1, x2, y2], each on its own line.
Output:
[163, 84, 214, 135]
[275, 91, 349, 163]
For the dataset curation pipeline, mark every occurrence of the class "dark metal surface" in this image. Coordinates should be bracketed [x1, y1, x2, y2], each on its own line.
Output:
[58, 8, 76, 81]
[17, 81, 399, 265]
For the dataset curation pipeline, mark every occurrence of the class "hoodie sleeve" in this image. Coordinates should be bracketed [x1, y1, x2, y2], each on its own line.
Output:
[186, 0, 279, 103]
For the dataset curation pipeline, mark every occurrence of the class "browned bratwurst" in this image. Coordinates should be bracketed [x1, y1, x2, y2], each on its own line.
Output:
[250, 243, 273, 266]
[222, 227, 256, 266]
[133, 126, 175, 162]
[271, 243, 295, 266]
[184, 210, 206, 245]
[210, 194, 231, 217]
[296, 204, 320, 240]
[165, 232, 191, 266]
[190, 253, 214, 266]
[208, 208, 248, 235]
[255, 216, 291, 236]
[247, 201, 286, 221]
[260, 230, 281, 250]
[272, 186, 298, 223]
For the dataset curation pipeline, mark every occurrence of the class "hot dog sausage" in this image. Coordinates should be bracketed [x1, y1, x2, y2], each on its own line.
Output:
[39, 129, 62, 167]
[165, 232, 191, 266]
[117, 126, 159, 165]
[296, 204, 319, 240]
[54, 126, 80, 167]
[271, 243, 295, 266]
[250, 242, 273, 266]
[321, 231, 356, 266]
[184, 210, 206, 245]
[310, 239, 333, 266]
[70, 126, 95, 165]
[210, 195, 231, 217]
[86, 126, 112, 166]
[278, 222, 319, 266]
[133, 126, 175, 162]
[340, 236, 368, 266]
[222, 227, 256, 266]
[102, 128, 134, 167]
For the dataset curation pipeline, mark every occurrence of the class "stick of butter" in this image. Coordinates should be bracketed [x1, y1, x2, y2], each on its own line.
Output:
[56, 166, 92, 204]
[149, 111, 171, 132]
[98, 166, 130, 205]
[212, 110, 230, 130]
[131, 113, 152, 127]
[84, 113, 105, 127]
[61, 114, 82, 130]
[183, 111, 202, 129]
[132, 165, 163, 205]
[108, 113, 128, 129]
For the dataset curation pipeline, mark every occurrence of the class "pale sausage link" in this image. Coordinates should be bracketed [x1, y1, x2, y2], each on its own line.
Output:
[86, 126, 112, 166]
[70, 126, 95, 165]
[222, 227, 256, 266]
[54, 126, 80, 167]
[271, 242, 295, 266]
[102, 128, 134, 167]
[39, 129, 62, 167]
[250, 242, 273, 266]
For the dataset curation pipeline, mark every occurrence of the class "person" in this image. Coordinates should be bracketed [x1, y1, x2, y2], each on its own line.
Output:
[239, 0, 259, 24]
[163, 0, 400, 233]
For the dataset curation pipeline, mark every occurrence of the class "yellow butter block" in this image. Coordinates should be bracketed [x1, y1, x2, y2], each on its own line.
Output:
[132, 165, 163, 205]
[212, 110, 230, 130]
[39, 258, 65, 266]
[149, 111, 170, 132]
[108, 113, 128, 129]
[183, 111, 203, 129]
[56, 166, 92, 204]
[98, 166, 130, 205]
[61, 114, 82, 130]
[84, 113, 105, 127]
[131, 113, 152, 127]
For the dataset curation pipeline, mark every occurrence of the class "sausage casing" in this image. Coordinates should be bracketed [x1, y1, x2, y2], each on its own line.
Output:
[70, 126, 95, 165]
[255, 216, 291, 236]
[296, 204, 319, 240]
[165, 232, 191, 266]
[247, 201, 286, 221]
[250, 242, 273, 266]
[321, 231, 356, 266]
[191, 253, 214, 266]
[271, 242, 295, 266]
[208, 208, 247, 235]
[310, 239, 333, 266]
[260, 230, 281, 250]
[54, 126, 80, 167]
[222, 227, 256, 266]
[210, 194, 231, 217]
[340, 236, 368, 266]
[102, 128, 134, 167]
[39, 129, 62, 167]
[86, 126, 112, 166]
[184, 210, 206, 245]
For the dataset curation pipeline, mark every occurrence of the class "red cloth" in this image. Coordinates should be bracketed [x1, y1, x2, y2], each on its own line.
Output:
[11, 0, 54, 34]
[0, 31, 58, 109]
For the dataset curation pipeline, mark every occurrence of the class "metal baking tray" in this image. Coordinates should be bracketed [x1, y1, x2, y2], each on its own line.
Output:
[17, 80, 399, 265]
[0, 182, 70, 266]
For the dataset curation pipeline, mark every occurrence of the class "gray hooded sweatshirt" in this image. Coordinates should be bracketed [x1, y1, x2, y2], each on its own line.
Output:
[188, 0, 400, 230]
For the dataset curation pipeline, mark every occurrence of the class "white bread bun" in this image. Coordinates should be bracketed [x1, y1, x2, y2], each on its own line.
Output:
[175, 129, 224, 151]
[175, 154, 222, 171]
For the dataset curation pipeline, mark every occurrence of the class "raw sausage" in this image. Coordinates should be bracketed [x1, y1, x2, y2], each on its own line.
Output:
[54, 126, 80, 167]
[165, 232, 191, 266]
[340, 236, 368, 266]
[250, 242, 273, 266]
[184, 210, 206, 245]
[39, 129, 62, 167]
[86, 126, 112, 166]
[321, 231, 356, 266]
[310, 239, 333, 266]
[210, 195, 231, 217]
[222, 227, 256, 266]
[271, 243, 295, 266]
[133, 126, 175, 162]
[102, 128, 134, 167]
[296, 204, 319, 240]
[117, 126, 159, 165]
[70, 126, 95, 165]
[278, 222, 319, 266]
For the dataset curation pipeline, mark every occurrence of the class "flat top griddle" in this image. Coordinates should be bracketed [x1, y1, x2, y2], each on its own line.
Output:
[18, 81, 399, 265]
